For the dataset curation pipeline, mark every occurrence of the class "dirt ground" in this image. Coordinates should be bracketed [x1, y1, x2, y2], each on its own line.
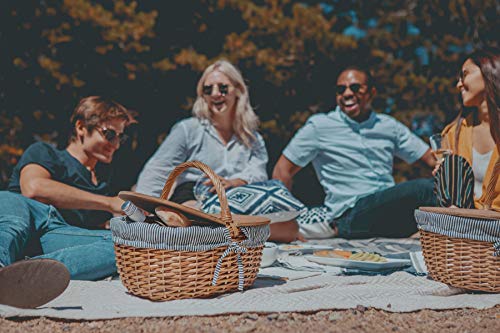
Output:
[1, 306, 499, 333]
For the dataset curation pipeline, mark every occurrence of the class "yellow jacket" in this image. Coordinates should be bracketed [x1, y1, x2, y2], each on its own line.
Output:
[442, 116, 500, 211]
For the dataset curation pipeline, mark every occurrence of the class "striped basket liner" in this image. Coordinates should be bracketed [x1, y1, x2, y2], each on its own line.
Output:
[111, 217, 269, 252]
[415, 210, 500, 255]
[415, 209, 500, 292]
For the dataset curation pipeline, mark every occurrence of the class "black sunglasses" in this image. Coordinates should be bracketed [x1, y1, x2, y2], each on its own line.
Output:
[335, 83, 368, 95]
[96, 126, 128, 145]
[202, 83, 230, 96]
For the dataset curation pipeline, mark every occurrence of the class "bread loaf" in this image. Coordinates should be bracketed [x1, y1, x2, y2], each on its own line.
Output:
[155, 206, 192, 227]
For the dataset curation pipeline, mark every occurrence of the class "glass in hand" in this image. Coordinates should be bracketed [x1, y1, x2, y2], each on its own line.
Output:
[429, 134, 452, 163]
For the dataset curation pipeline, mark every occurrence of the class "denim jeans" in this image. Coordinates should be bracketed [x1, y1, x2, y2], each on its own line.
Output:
[335, 178, 436, 238]
[0, 191, 116, 280]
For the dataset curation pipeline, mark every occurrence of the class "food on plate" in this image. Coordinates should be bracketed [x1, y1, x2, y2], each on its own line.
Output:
[280, 245, 304, 250]
[313, 249, 352, 259]
[348, 252, 387, 263]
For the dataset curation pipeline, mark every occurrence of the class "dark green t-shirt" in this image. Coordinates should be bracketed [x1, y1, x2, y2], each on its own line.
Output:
[8, 142, 112, 228]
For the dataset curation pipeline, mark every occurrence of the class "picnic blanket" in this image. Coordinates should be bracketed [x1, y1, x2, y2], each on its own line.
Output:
[1, 238, 499, 319]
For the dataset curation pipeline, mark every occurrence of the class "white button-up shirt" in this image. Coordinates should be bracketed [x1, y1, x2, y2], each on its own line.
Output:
[136, 117, 269, 197]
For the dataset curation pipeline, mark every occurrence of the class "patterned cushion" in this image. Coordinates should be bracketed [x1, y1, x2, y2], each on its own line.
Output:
[200, 180, 305, 216]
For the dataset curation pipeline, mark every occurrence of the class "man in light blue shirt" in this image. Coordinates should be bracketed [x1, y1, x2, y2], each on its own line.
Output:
[273, 65, 436, 239]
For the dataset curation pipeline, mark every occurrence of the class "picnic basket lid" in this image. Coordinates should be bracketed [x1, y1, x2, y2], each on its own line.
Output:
[419, 206, 500, 220]
[119, 160, 270, 236]
[119, 191, 270, 227]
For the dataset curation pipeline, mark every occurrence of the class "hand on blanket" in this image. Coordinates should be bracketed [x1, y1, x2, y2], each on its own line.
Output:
[205, 177, 248, 193]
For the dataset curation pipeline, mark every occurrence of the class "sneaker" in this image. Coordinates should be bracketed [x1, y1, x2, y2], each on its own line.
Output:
[0, 259, 70, 309]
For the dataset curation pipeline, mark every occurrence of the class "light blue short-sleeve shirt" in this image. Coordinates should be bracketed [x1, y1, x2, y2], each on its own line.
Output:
[136, 117, 269, 197]
[283, 107, 429, 218]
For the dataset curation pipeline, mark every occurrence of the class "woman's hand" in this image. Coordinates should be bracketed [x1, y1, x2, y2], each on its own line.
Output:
[205, 177, 248, 192]
[431, 151, 442, 176]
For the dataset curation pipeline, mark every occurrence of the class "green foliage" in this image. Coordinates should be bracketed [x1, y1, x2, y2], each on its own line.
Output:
[1, 0, 498, 202]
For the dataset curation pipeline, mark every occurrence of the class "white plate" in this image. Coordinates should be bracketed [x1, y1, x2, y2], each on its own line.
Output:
[305, 255, 411, 271]
[259, 210, 303, 223]
[278, 244, 333, 253]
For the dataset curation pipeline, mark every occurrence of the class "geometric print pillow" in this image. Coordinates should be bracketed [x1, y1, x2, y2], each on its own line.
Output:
[200, 179, 306, 216]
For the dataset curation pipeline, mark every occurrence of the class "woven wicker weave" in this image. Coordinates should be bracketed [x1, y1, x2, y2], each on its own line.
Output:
[417, 208, 500, 293]
[113, 161, 267, 301]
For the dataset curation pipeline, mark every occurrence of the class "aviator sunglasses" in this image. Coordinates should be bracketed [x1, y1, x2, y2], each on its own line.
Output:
[202, 83, 231, 96]
[96, 126, 128, 145]
[335, 83, 368, 95]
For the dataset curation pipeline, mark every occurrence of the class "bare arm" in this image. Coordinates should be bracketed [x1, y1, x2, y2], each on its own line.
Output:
[419, 148, 437, 168]
[272, 155, 302, 191]
[20, 164, 123, 215]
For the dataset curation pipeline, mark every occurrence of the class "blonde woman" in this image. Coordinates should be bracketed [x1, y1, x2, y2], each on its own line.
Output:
[136, 60, 267, 199]
[137, 60, 302, 242]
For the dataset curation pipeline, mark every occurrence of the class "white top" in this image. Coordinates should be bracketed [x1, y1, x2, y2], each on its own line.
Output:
[472, 148, 493, 198]
[136, 117, 269, 197]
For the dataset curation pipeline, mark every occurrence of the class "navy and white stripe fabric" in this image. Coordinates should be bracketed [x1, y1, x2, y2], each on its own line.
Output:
[110, 217, 270, 290]
[434, 154, 474, 208]
[111, 217, 269, 251]
[415, 210, 500, 256]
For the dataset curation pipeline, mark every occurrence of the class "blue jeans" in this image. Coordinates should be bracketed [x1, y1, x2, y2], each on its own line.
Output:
[0, 191, 116, 280]
[336, 178, 436, 238]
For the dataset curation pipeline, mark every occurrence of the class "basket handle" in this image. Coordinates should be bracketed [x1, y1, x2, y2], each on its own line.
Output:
[160, 161, 240, 238]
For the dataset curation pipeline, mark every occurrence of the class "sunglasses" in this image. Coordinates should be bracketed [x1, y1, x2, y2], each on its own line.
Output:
[202, 83, 231, 96]
[335, 83, 368, 95]
[96, 126, 128, 145]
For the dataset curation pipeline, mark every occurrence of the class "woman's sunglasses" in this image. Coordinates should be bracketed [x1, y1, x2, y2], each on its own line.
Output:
[202, 83, 230, 96]
[96, 126, 128, 145]
[335, 83, 368, 95]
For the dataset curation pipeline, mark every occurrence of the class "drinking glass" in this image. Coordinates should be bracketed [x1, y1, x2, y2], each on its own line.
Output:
[193, 176, 213, 208]
[429, 134, 452, 163]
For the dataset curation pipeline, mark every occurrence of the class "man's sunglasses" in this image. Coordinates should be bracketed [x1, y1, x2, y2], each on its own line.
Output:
[96, 126, 128, 145]
[335, 83, 368, 95]
[202, 83, 230, 96]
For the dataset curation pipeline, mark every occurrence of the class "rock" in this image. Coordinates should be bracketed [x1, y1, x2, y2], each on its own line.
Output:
[267, 313, 279, 320]
[245, 313, 259, 321]
[356, 305, 367, 313]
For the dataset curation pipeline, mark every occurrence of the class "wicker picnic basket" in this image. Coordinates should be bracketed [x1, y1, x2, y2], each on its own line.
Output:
[110, 161, 270, 301]
[415, 207, 500, 292]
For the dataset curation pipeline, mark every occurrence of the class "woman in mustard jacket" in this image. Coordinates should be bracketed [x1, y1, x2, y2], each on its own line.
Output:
[436, 48, 499, 210]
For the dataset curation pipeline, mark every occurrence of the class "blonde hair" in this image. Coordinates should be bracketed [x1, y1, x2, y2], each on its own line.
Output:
[192, 60, 259, 148]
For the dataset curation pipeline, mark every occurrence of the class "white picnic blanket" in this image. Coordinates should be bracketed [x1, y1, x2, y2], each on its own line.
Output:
[1, 271, 499, 319]
[1, 238, 499, 319]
